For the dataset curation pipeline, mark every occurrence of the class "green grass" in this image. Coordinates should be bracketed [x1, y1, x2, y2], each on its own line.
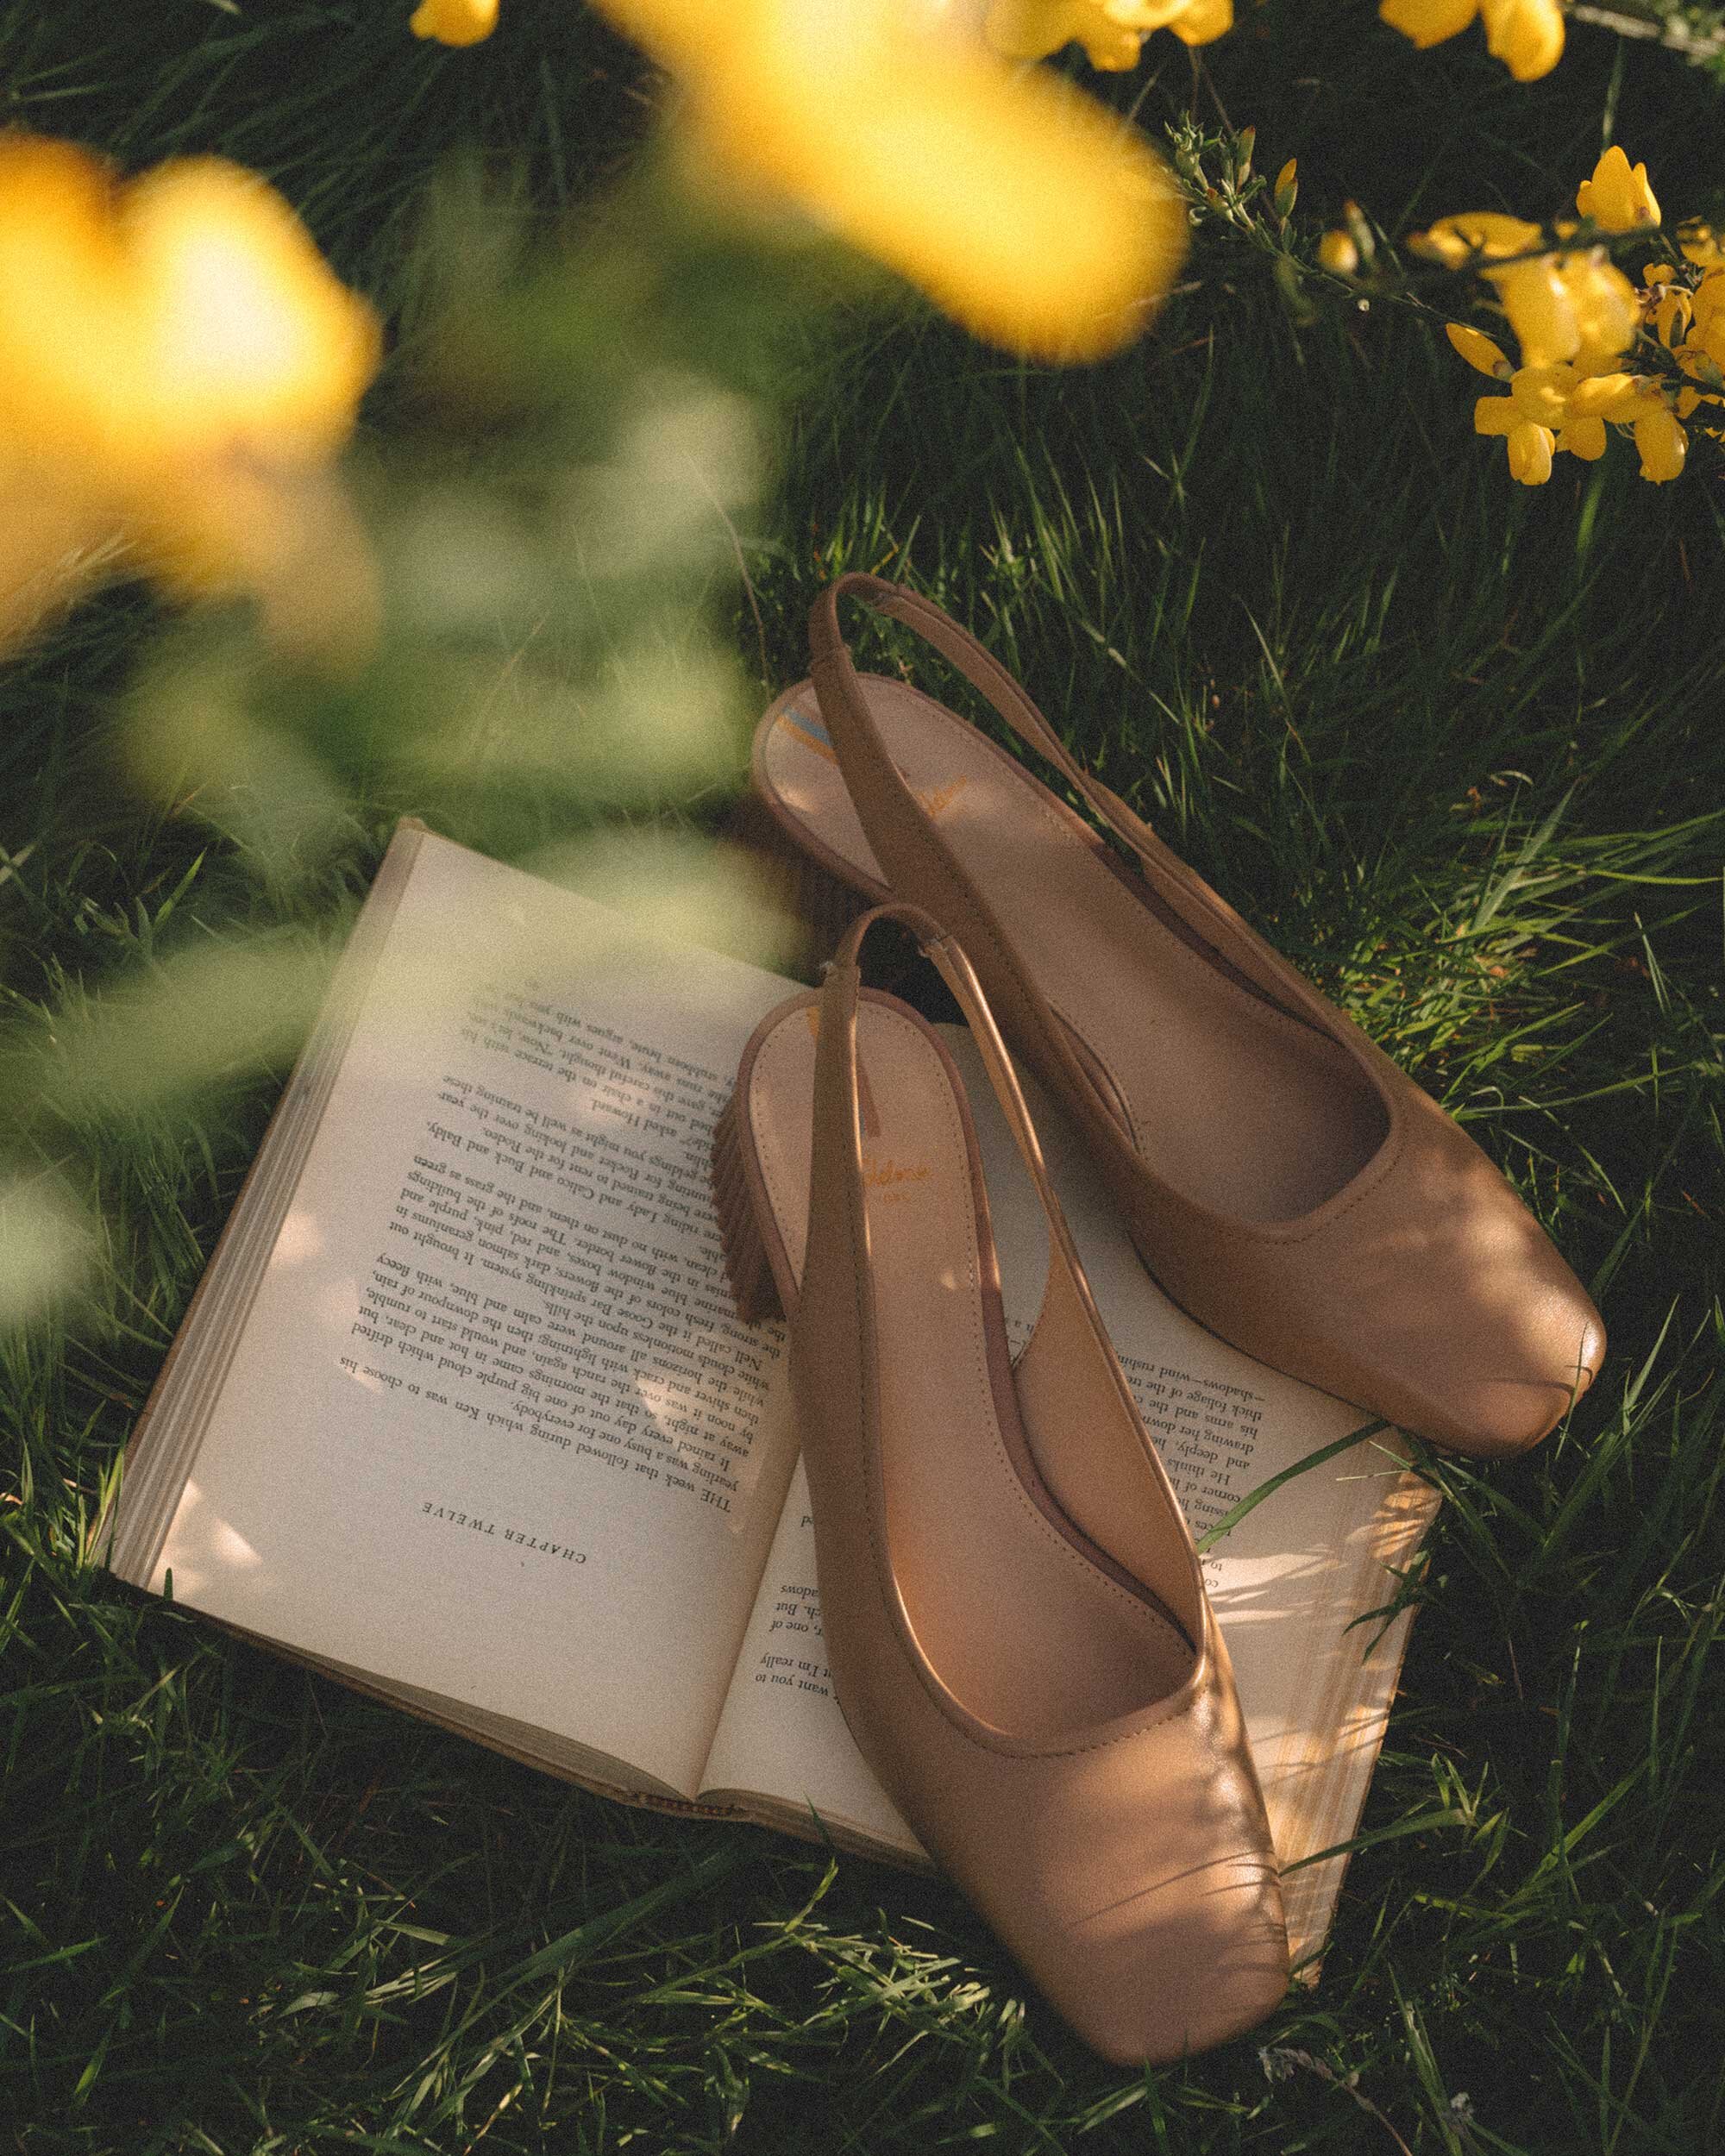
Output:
[3, 3, 1725, 2150]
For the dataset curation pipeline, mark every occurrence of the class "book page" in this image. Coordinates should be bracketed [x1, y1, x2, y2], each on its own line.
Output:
[700, 1027, 1434, 1957]
[144, 830, 803, 1799]
[699, 1456, 921, 1857]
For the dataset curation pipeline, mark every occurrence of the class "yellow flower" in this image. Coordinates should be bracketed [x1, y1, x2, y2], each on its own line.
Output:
[986, 0, 1230, 66]
[1506, 419, 1554, 484]
[607, 0, 1188, 361]
[1476, 396, 1564, 483]
[985, 0, 1138, 65]
[1653, 288, 1693, 349]
[0, 136, 142, 473]
[1509, 361, 1577, 427]
[0, 135, 379, 647]
[1446, 323, 1512, 378]
[1565, 373, 1664, 424]
[1575, 146, 1659, 234]
[1682, 269, 1725, 358]
[1678, 221, 1724, 270]
[1478, 0, 1563, 82]
[1487, 258, 1576, 367]
[1442, 242, 1639, 372]
[1380, 0, 1477, 47]
[1168, 0, 1233, 39]
[411, 0, 499, 44]
[1415, 211, 1543, 267]
[1318, 229, 1359, 276]
[1634, 406, 1685, 482]
[1380, 0, 1562, 79]
[1554, 415, 1606, 460]
[122, 160, 380, 467]
[1555, 251, 1641, 369]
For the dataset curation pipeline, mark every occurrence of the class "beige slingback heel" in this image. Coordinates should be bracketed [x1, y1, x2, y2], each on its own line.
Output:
[744, 573, 1604, 1460]
[710, 903, 1289, 2065]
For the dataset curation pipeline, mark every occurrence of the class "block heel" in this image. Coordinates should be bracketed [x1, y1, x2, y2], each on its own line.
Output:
[709, 1085, 784, 1326]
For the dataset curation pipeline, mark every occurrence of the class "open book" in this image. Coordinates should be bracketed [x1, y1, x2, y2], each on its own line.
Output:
[104, 823, 1436, 1966]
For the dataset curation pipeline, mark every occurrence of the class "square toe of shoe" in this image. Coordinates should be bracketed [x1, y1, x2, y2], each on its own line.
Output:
[1039, 1857, 1290, 2066]
[1395, 1291, 1605, 1460]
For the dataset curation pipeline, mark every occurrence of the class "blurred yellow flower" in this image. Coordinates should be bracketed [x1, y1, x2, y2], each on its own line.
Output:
[1575, 146, 1659, 234]
[1382, 0, 1484, 48]
[0, 135, 380, 650]
[1479, 0, 1563, 79]
[411, 0, 499, 42]
[123, 159, 380, 467]
[1415, 211, 1542, 266]
[1380, 0, 1562, 80]
[988, 0, 1142, 66]
[603, 0, 1187, 360]
[1318, 229, 1359, 276]
[985, 0, 1231, 70]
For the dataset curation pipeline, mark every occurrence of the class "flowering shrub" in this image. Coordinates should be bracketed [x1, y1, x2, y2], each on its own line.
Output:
[1423, 148, 1724, 486]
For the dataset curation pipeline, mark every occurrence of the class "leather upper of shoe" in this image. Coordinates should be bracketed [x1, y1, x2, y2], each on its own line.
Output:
[774, 906, 1289, 2064]
[800, 573, 1605, 1460]
[1112, 1046, 1606, 1459]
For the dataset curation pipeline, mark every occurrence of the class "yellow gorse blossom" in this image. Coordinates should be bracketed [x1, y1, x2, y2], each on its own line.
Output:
[984, 0, 1232, 71]
[1418, 210, 1640, 372]
[1379, 0, 1563, 81]
[0, 135, 380, 647]
[411, 0, 499, 45]
[1318, 229, 1360, 277]
[1425, 148, 1725, 487]
[602, 0, 1188, 362]
[1575, 146, 1659, 235]
[1446, 323, 1511, 379]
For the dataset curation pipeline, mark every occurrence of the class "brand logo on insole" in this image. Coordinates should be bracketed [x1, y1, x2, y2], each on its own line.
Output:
[779, 708, 837, 764]
[780, 709, 966, 822]
[912, 776, 969, 820]
[861, 1153, 931, 1198]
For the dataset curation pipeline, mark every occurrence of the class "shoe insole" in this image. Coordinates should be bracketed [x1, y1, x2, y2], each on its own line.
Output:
[760, 680, 1388, 1224]
[743, 993, 1194, 1745]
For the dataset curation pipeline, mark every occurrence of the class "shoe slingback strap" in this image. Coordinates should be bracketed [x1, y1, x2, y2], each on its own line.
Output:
[822, 902, 1207, 1627]
[807, 572, 1353, 1054]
